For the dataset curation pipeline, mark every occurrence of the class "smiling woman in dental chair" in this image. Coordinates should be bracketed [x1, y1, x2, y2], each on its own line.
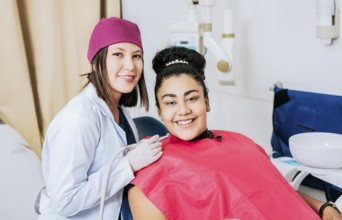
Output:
[127, 46, 342, 220]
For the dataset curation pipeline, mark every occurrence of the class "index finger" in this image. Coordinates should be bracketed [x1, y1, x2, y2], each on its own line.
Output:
[144, 134, 160, 144]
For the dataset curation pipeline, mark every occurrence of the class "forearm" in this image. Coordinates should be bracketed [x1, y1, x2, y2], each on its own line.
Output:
[298, 191, 342, 220]
[297, 191, 322, 213]
[128, 186, 166, 220]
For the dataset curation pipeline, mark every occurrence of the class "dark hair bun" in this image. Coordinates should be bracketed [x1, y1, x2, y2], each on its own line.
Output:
[152, 46, 206, 76]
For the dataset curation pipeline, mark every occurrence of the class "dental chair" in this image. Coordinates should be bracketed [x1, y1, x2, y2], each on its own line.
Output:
[270, 85, 342, 202]
[133, 116, 168, 140]
[122, 116, 168, 220]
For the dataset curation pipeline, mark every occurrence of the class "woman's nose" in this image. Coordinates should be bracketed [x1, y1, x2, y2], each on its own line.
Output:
[123, 57, 135, 70]
[178, 102, 191, 115]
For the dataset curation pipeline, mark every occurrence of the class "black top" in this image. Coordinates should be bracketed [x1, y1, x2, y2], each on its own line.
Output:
[118, 108, 134, 220]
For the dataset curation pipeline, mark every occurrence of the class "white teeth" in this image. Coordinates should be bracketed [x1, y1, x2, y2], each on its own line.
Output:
[119, 75, 134, 79]
[177, 119, 193, 125]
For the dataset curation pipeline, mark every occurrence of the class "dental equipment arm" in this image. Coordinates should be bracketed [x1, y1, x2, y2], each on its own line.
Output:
[203, 32, 231, 73]
[199, 0, 235, 85]
[200, 0, 231, 73]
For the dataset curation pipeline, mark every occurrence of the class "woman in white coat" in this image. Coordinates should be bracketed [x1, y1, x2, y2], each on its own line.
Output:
[39, 17, 163, 220]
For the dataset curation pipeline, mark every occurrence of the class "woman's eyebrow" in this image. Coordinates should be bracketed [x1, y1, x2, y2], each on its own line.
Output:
[184, 90, 200, 96]
[161, 90, 199, 99]
[161, 94, 176, 99]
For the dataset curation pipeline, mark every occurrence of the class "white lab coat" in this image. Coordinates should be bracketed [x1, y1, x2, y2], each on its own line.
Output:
[39, 83, 137, 220]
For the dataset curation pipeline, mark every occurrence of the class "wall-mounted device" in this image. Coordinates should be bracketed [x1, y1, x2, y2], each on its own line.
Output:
[169, 21, 202, 52]
[218, 9, 235, 85]
[315, 0, 340, 45]
[200, 0, 235, 85]
[169, 0, 202, 52]
[169, 0, 235, 85]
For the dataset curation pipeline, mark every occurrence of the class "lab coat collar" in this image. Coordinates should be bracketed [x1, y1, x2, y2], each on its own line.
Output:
[83, 83, 139, 143]
[83, 83, 114, 120]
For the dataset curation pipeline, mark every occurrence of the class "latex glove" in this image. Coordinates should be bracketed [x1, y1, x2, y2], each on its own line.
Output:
[125, 135, 163, 172]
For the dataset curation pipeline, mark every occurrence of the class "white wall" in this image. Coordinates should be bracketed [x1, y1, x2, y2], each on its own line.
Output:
[123, 0, 342, 154]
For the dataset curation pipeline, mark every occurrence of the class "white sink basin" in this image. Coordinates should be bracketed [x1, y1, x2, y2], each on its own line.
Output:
[289, 132, 342, 169]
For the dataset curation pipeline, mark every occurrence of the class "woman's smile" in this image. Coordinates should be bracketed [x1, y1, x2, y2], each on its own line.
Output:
[175, 117, 196, 126]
